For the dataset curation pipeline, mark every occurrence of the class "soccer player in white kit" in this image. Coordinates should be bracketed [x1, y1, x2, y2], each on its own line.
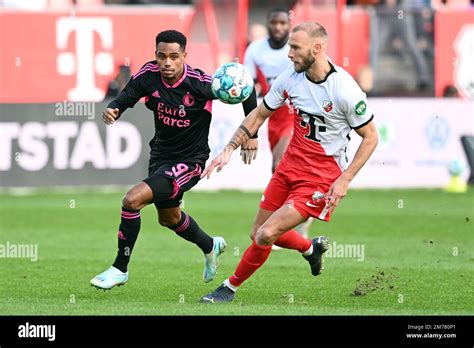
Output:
[244, 8, 293, 172]
[200, 22, 378, 303]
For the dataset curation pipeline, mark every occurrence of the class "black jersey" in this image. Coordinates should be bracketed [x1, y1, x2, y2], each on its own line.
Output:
[108, 60, 257, 164]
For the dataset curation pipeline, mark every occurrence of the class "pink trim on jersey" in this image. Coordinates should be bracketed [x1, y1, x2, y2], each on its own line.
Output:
[162, 64, 188, 89]
[187, 70, 212, 82]
[133, 62, 159, 79]
[134, 67, 159, 80]
[204, 100, 212, 113]
[187, 67, 212, 80]
[187, 76, 212, 82]
[133, 62, 156, 76]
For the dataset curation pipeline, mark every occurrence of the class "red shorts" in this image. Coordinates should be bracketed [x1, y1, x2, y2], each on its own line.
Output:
[268, 105, 294, 151]
[259, 165, 335, 221]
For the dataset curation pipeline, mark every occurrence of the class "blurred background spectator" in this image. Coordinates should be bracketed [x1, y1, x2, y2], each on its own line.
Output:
[431, 0, 472, 8]
[103, 65, 131, 101]
[248, 23, 268, 44]
[370, 0, 434, 96]
[442, 85, 460, 98]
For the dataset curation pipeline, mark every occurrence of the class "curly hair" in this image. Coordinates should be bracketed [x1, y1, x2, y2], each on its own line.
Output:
[155, 30, 187, 51]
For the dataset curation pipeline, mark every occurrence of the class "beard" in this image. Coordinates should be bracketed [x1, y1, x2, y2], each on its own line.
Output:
[294, 51, 315, 73]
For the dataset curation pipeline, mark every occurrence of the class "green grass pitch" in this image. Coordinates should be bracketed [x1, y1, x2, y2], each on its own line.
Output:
[0, 188, 472, 315]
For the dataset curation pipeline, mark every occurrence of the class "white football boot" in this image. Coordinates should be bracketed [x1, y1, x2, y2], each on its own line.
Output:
[90, 266, 128, 290]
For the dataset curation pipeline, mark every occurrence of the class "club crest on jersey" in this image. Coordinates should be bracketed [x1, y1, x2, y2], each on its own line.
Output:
[323, 100, 333, 113]
[182, 93, 195, 107]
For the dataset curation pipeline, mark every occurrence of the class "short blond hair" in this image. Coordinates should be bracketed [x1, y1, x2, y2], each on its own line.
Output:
[292, 22, 328, 41]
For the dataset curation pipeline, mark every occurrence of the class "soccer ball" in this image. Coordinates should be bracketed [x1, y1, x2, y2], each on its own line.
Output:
[211, 62, 254, 104]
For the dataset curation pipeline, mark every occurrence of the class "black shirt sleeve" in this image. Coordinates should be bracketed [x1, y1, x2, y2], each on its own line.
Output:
[188, 68, 215, 101]
[242, 87, 258, 138]
[107, 76, 146, 118]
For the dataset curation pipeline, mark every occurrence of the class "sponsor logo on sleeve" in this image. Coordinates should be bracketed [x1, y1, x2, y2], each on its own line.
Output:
[355, 100, 367, 116]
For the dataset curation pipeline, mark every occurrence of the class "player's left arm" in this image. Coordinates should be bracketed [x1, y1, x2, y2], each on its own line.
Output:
[104, 74, 146, 125]
[327, 120, 378, 213]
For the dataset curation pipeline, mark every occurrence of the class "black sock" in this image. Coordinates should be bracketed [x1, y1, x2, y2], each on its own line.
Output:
[112, 207, 141, 273]
[169, 211, 213, 254]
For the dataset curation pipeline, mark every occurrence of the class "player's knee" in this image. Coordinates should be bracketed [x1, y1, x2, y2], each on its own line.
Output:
[122, 192, 143, 211]
[255, 226, 275, 246]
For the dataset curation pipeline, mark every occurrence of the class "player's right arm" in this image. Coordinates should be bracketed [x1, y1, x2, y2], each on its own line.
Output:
[102, 65, 148, 125]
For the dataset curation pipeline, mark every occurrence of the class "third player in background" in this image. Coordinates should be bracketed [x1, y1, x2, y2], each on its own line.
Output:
[244, 8, 313, 240]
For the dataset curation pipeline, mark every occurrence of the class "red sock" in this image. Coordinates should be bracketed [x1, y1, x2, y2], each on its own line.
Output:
[274, 230, 311, 253]
[228, 240, 272, 287]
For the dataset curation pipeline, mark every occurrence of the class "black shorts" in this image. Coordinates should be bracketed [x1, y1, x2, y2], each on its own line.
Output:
[143, 161, 204, 209]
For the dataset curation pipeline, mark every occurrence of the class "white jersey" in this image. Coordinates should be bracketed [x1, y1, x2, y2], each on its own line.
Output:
[244, 38, 292, 87]
[263, 61, 374, 174]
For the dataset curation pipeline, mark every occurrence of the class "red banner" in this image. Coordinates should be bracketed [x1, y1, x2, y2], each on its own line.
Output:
[0, 7, 371, 103]
[0, 9, 193, 102]
[435, 9, 474, 98]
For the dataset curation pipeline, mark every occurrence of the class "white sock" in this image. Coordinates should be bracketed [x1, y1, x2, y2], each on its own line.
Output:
[223, 278, 238, 292]
[302, 244, 313, 256]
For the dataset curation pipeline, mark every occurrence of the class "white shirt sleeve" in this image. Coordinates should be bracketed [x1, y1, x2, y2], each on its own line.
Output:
[338, 74, 374, 129]
[243, 43, 257, 80]
[262, 68, 291, 111]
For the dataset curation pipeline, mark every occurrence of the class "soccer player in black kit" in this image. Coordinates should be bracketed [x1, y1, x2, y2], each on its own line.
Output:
[90, 30, 258, 290]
